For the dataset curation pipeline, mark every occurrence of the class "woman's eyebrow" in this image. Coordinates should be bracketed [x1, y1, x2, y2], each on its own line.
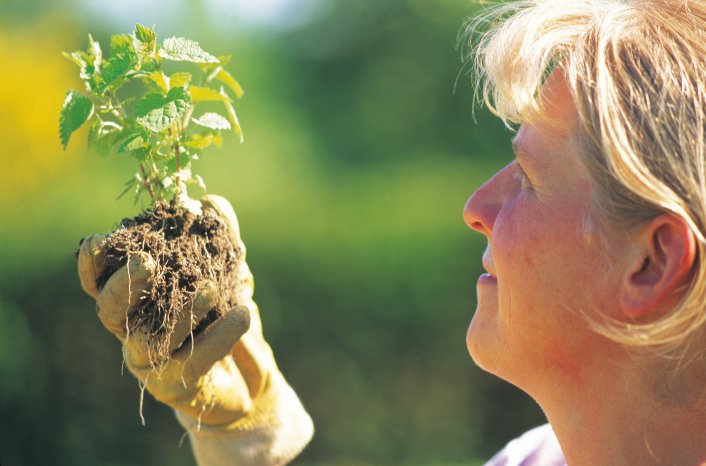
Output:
[511, 137, 530, 162]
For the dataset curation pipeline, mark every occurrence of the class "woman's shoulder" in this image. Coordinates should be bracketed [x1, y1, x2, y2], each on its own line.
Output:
[483, 424, 566, 466]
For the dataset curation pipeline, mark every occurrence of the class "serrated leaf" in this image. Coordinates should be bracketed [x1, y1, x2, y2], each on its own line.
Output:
[102, 53, 136, 87]
[63, 51, 94, 82]
[140, 59, 161, 73]
[132, 146, 151, 162]
[189, 85, 227, 102]
[64, 36, 101, 82]
[192, 112, 231, 130]
[62, 51, 85, 67]
[135, 86, 191, 132]
[135, 93, 171, 131]
[159, 37, 219, 64]
[170, 72, 192, 88]
[215, 69, 244, 99]
[167, 86, 191, 103]
[110, 34, 134, 56]
[90, 44, 137, 94]
[185, 133, 223, 149]
[117, 128, 148, 153]
[87, 34, 102, 65]
[60, 90, 94, 149]
[134, 24, 156, 50]
[87, 74, 103, 94]
[220, 87, 243, 142]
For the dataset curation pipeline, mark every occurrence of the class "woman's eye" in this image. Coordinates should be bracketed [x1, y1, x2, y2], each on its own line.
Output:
[514, 163, 532, 188]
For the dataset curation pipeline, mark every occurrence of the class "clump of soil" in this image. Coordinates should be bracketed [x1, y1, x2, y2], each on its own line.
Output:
[96, 201, 242, 363]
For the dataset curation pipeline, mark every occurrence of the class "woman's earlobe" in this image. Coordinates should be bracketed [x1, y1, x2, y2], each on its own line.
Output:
[619, 214, 697, 320]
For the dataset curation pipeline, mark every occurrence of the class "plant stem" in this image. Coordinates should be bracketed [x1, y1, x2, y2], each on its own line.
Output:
[109, 90, 128, 120]
[174, 140, 181, 172]
[139, 164, 155, 202]
[170, 124, 182, 172]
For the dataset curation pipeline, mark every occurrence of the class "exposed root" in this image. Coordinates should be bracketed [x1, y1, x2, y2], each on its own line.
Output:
[96, 200, 242, 368]
[139, 373, 149, 426]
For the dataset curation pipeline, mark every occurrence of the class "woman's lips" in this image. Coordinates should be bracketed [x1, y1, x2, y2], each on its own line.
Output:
[478, 272, 497, 285]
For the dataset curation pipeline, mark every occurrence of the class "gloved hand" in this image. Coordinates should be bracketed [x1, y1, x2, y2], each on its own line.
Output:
[78, 195, 313, 465]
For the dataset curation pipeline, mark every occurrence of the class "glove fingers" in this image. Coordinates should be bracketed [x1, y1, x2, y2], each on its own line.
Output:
[96, 252, 156, 338]
[122, 280, 219, 369]
[126, 305, 250, 384]
[166, 281, 218, 354]
[169, 305, 250, 386]
[78, 234, 109, 299]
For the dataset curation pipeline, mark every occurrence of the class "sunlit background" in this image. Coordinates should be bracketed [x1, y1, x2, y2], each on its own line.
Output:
[0, 0, 547, 465]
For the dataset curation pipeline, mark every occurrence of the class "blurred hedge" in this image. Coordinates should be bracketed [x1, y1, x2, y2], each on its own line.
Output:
[0, 1, 546, 465]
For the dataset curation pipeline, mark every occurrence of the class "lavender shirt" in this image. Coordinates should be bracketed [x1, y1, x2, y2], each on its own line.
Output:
[484, 424, 567, 466]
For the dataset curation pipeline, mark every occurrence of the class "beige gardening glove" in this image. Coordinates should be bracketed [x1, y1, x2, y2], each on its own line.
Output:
[77, 195, 313, 466]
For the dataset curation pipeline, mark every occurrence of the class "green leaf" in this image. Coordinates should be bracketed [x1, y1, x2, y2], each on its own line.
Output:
[101, 52, 137, 89]
[62, 51, 85, 67]
[134, 24, 157, 51]
[159, 37, 219, 64]
[110, 34, 134, 56]
[170, 72, 192, 88]
[189, 85, 228, 102]
[192, 112, 231, 130]
[117, 128, 148, 153]
[64, 35, 101, 82]
[215, 69, 244, 99]
[220, 87, 243, 142]
[59, 90, 94, 149]
[87, 34, 103, 65]
[135, 86, 191, 133]
[139, 59, 161, 73]
[63, 51, 93, 81]
[132, 146, 151, 162]
[88, 37, 138, 94]
[167, 86, 191, 104]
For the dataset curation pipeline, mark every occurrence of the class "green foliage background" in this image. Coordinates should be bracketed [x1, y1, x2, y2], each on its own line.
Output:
[0, 0, 546, 464]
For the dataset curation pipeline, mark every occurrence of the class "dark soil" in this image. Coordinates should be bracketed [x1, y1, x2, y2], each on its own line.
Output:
[95, 201, 242, 362]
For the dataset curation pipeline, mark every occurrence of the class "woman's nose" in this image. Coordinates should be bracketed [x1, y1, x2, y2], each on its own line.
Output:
[463, 164, 515, 237]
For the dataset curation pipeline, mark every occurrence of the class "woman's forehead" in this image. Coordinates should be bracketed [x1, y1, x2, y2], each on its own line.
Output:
[538, 69, 578, 125]
[513, 71, 580, 157]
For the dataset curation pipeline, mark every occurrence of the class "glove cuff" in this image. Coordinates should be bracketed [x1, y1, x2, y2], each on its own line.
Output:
[175, 373, 314, 466]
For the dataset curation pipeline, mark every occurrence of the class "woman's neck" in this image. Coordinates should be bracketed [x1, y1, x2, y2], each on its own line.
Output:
[538, 362, 706, 466]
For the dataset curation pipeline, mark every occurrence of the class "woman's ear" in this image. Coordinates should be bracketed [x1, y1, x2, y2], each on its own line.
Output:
[620, 214, 697, 319]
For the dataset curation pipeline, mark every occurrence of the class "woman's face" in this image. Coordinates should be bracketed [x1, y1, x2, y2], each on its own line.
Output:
[463, 73, 626, 396]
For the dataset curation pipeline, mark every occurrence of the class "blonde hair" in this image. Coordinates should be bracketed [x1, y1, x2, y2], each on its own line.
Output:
[464, 1, 706, 365]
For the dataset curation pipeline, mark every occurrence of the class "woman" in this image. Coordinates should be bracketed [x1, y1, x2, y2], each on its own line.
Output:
[78, 0, 706, 464]
[466, 1, 706, 464]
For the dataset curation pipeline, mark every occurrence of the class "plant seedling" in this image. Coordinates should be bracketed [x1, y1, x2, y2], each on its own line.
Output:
[60, 23, 244, 214]
[64, 25, 247, 366]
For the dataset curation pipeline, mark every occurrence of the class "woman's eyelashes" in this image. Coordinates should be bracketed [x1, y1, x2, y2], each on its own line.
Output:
[514, 161, 533, 189]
